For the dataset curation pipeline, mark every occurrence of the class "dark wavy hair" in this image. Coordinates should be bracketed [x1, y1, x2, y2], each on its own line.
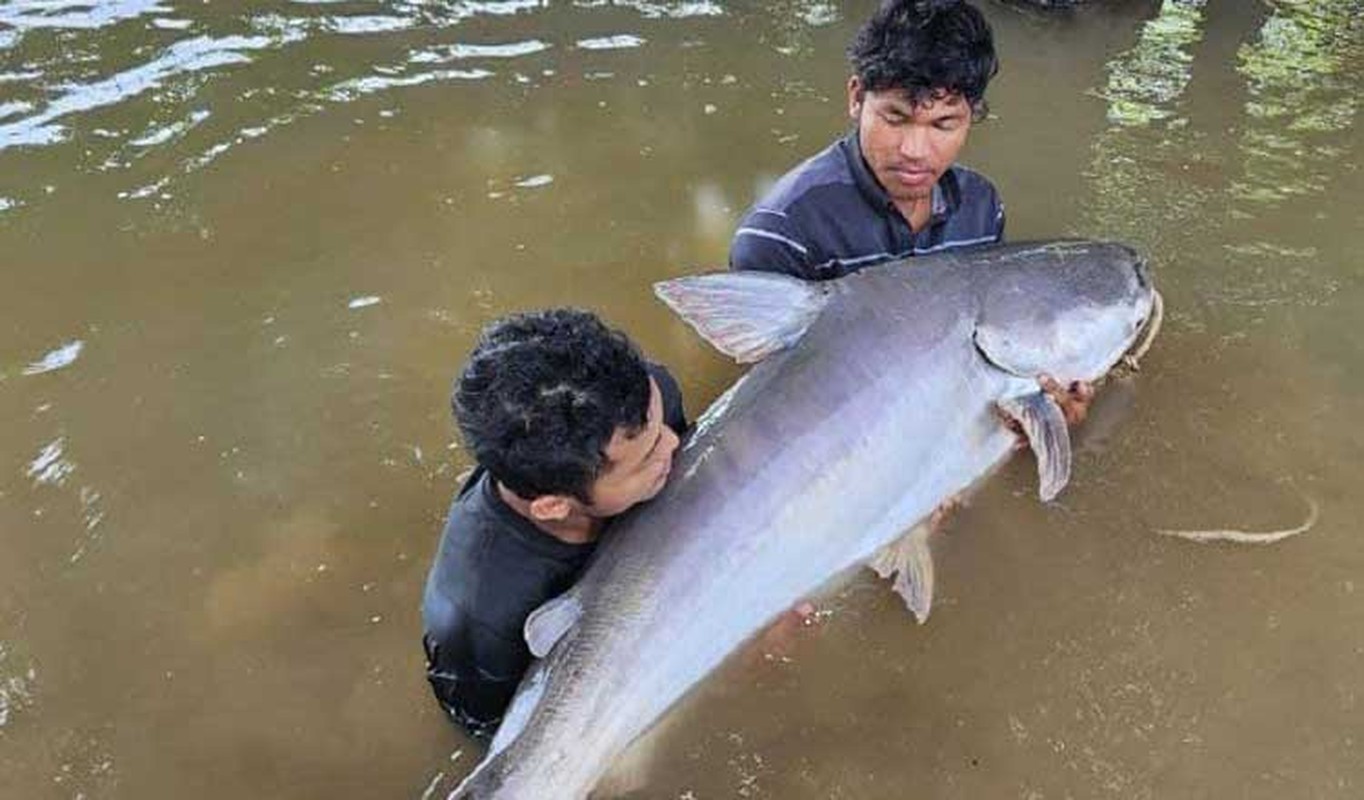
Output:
[453, 309, 651, 503]
[847, 0, 999, 120]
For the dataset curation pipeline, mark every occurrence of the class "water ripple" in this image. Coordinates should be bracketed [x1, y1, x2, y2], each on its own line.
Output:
[0, 34, 293, 152]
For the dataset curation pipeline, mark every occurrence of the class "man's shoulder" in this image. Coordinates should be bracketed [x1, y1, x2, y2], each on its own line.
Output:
[424, 474, 590, 639]
[730, 136, 878, 277]
[755, 138, 856, 214]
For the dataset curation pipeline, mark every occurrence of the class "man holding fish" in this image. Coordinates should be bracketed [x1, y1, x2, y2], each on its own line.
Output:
[422, 0, 1097, 753]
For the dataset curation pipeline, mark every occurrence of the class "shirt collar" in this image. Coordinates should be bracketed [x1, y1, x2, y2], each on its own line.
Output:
[842, 129, 959, 227]
[479, 471, 597, 559]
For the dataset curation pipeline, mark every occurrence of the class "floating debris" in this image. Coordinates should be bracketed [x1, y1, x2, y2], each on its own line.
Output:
[1156, 496, 1318, 544]
[348, 296, 381, 309]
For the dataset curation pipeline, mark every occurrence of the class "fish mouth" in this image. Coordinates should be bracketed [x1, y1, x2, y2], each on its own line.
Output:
[1115, 289, 1164, 375]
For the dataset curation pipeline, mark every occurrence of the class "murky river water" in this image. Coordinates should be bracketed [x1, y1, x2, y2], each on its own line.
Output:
[1, 0, 1361, 797]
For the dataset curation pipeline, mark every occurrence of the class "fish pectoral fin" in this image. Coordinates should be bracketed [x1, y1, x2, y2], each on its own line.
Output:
[524, 590, 583, 659]
[653, 272, 829, 363]
[998, 391, 1072, 502]
[868, 522, 935, 624]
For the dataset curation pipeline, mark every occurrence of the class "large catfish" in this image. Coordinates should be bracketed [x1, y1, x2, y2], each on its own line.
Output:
[452, 240, 1160, 798]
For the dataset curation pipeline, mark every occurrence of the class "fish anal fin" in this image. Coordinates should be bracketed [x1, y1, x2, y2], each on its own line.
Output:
[998, 391, 1072, 502]
[868, 522, 935, 624]
[524, 591, 582, 659]
[653, 272, 828, 363]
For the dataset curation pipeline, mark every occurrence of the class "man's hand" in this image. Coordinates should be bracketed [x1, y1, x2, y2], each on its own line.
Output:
[996, 376, 1095, 449]
[1038, 375, 1094, 426]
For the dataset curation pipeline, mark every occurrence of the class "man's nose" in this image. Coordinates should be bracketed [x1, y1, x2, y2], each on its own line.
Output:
[898, 125, 931, 161]
[662, 426, 681, 457]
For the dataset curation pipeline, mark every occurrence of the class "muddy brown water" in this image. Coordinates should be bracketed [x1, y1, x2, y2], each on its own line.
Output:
[1, 1, 1361, 797]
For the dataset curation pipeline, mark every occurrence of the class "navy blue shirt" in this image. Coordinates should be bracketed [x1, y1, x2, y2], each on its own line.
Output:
[729, 131, 1005, 279]
[421, 364, 687, 739]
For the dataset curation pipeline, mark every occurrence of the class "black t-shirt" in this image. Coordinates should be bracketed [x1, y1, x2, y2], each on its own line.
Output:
[421, 364, 687, 737]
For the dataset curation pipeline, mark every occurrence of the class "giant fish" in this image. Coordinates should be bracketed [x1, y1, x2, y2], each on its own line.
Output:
[451, 240, 1160, 798]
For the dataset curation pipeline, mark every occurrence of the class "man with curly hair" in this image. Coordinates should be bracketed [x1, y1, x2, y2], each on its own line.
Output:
[421, 309, 686, 739]
[729, 0, 1003, 280]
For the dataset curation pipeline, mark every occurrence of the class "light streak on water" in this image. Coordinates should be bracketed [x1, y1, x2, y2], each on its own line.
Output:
[22, 340, 84, 375]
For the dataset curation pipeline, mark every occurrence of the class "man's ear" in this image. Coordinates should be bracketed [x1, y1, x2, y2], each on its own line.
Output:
[847, 75, 864, 119]
[528, 494, 575, 522]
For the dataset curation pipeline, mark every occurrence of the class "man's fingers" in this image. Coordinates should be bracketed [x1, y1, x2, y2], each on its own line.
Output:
[1037, 376, 1094, 426]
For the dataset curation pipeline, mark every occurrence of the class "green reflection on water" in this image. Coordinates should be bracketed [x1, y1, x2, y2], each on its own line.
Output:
[1232, 0, 1364, 206]
[1080, 1, 1213, 248]
[1094, 0, 1207, 128]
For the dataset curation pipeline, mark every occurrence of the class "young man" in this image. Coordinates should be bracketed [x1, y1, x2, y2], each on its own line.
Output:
[730, 0, 1094, 424]
[729, 0, 1003, 280]
[421, 309, 686, 739]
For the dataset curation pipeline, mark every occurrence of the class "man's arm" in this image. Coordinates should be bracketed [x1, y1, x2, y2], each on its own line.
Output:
[728, 220, 817, 279]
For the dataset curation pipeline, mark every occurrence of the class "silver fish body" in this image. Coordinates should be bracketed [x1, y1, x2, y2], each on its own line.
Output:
[452, 240, 1157, 799]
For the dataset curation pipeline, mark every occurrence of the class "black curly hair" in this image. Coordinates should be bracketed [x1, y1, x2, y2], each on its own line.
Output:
[453, 309, 651, 503]
[848, 0, 999, 120]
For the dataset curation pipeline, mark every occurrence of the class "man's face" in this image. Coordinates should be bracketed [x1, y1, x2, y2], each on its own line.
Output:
[582, 376, 679, 518]
[849, 78, 973, 207]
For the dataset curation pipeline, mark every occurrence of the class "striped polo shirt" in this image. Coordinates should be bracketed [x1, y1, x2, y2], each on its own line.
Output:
[728, 131, 1005, 280]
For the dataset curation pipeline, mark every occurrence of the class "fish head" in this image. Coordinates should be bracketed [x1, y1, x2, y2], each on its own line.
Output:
[972, 241, 1157, 383]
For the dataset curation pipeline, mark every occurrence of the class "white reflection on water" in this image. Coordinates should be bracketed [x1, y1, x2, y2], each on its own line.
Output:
[151, 17, 194, 30]
[573, 0, 723, 18]
[410, 39, 552, 62]
[325, 68, 494, 102]
[28, 437, 75, 486]
[320, 14, 417, 35]
[0, 101, 33, 121]
[0, 0, 169, 31]
[129, 109, 211, 147]
[0, 643, 38, 730]
[577, 34, 647, 50]
[22, 340, 83, 375]
[0, 35, 293, 152]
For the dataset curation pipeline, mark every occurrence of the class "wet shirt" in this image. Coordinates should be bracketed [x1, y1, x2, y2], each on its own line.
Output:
[421, 365, 687, 738]
[728, 131, 1005, 280]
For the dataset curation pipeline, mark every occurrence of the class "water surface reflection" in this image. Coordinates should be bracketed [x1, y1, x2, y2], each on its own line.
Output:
[1, 1, 1362, 798]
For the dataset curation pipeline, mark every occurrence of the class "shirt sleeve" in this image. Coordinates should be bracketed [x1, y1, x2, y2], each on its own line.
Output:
[728, 216, 816, 279]
[993, 193, 1006, 243]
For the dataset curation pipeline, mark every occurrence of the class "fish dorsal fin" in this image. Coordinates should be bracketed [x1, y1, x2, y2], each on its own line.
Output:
[998, 391, 1072, 501]
[524, 591, 582, 659]
[653, 272, 829, 363]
